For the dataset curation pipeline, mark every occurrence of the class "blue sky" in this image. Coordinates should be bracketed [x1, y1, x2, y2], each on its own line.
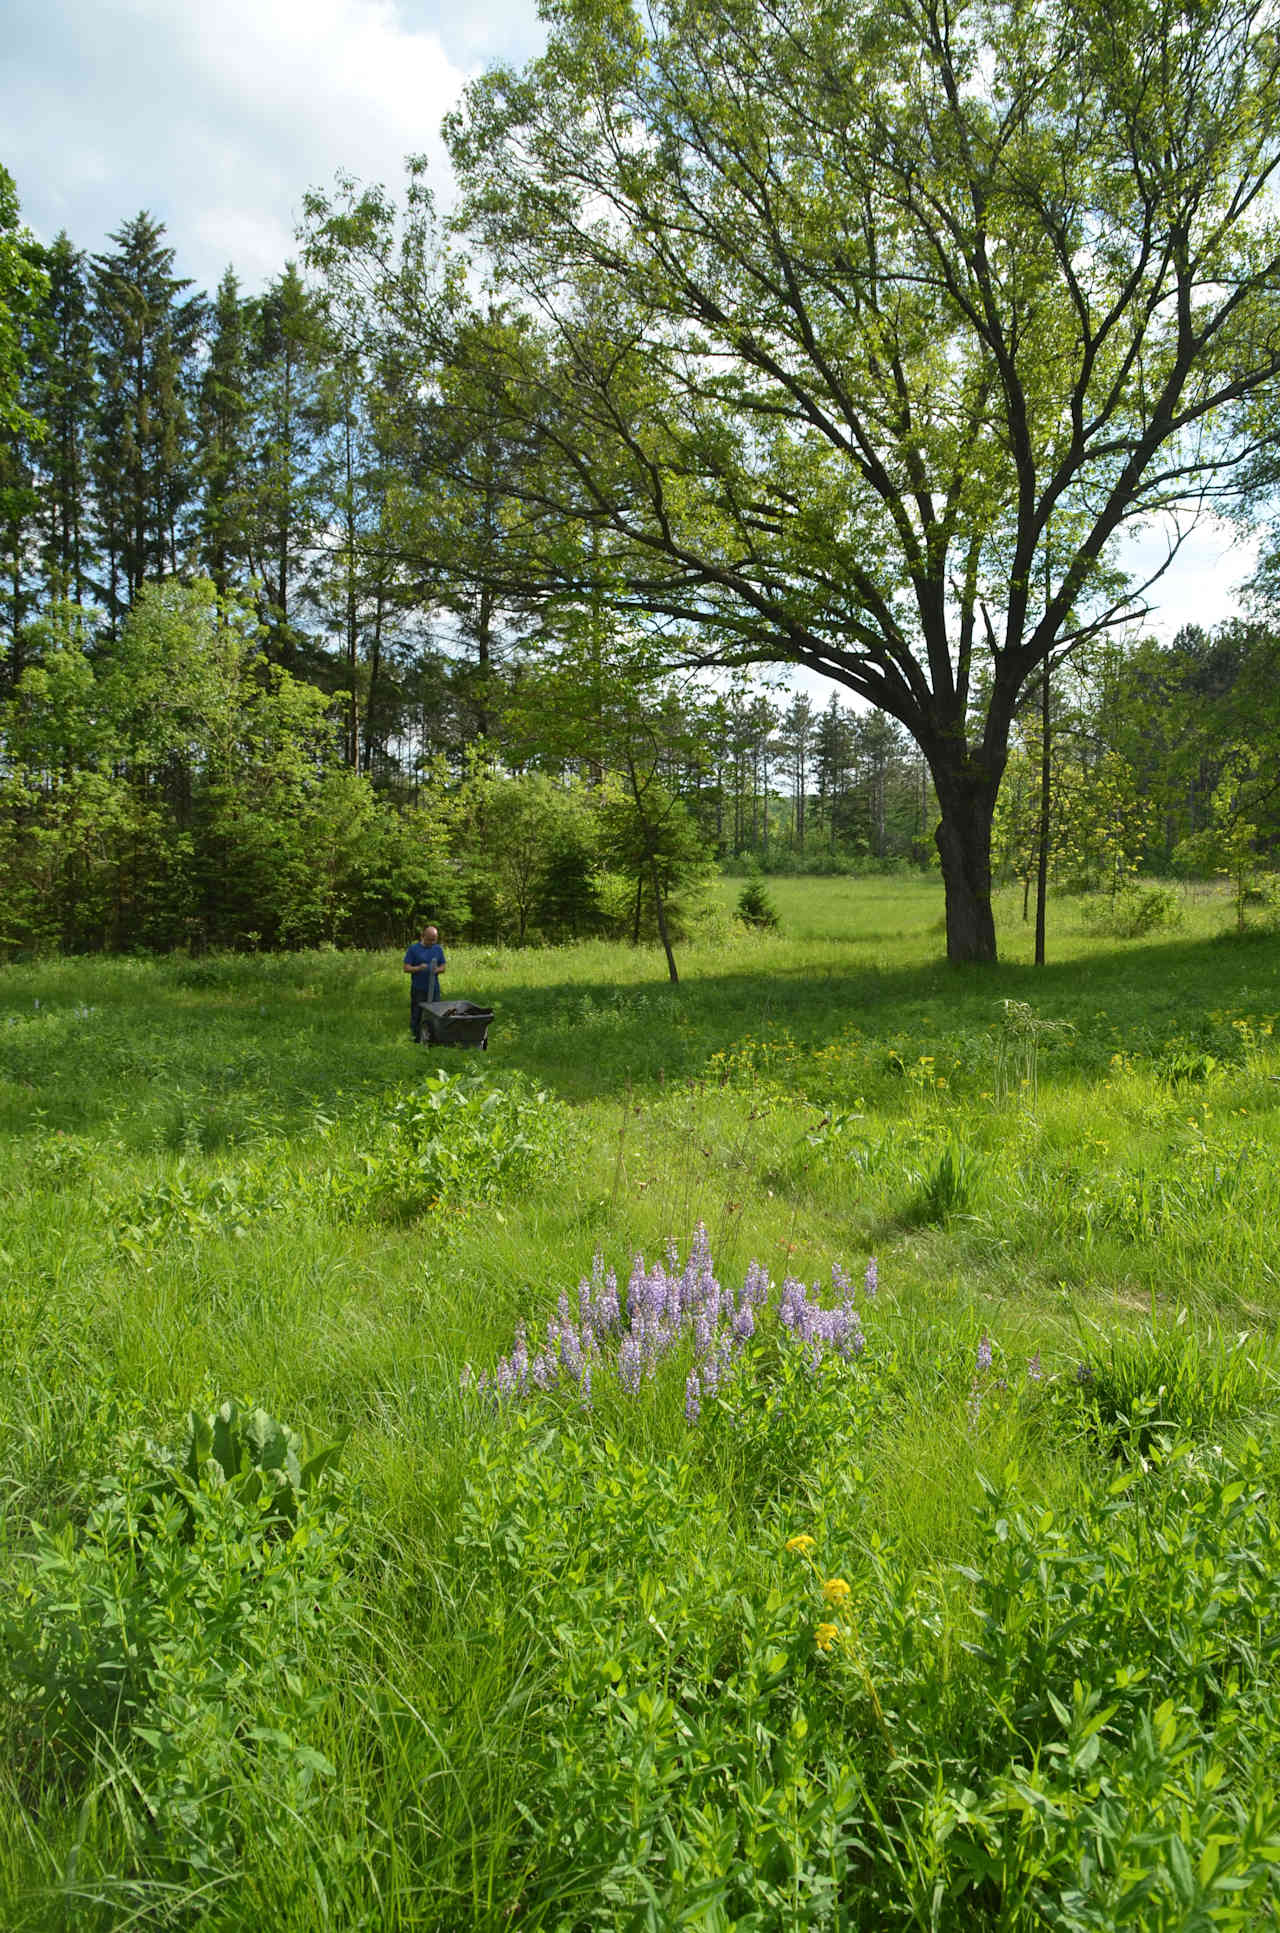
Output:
[3, 0, 545, 291]
[2, 0, 1257, 645]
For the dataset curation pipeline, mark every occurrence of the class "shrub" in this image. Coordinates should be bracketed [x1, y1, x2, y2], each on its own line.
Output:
[326, 1068, 564, 1221]
[1080, 884, 1184, 938]
[737, 873, 781, 928]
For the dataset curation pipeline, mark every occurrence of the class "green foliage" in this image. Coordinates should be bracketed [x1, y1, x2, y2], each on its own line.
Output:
[907, 1136, 982, 1224]
[0, 1402, 346, 1887]
[1174, 755, 1267, 933]
[1060, 1319, 1279, 1459]
[1079, 884, 1185, 940]
[454, 1386, 1280, 1930]
[0, 165, 47, 440]
[737, 871, 781, 928]
[324, 1069, 564, 1221]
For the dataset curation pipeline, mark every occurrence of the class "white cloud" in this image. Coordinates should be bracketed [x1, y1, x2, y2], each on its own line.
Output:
[2, 0, 542, 290]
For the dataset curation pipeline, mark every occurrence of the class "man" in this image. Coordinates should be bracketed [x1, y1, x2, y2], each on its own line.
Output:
[402, 923, 446, 1041]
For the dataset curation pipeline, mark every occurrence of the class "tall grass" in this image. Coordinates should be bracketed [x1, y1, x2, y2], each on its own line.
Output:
[3, 878, 1280, 1925]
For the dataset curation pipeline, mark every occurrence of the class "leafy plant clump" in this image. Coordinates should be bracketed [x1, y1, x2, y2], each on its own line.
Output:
[1081, 884, 1185, 939]
[328, 1068, 564, 1220]
[0, 1400, 348, 1890]
[455, 1411, 1280, 1929]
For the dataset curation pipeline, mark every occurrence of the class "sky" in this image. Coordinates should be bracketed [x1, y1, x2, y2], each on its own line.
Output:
[2, 0, 545, 291]
[1, 0, 1261, 648]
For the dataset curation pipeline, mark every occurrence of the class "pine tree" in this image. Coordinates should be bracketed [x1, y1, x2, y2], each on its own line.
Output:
[0, 187, 47, 689]
[91, 212, 203, 623]
[31, 235, 97, 606]
[813, 695, 854, 851]
[247, 263, 328, 669]
[196, 268, 253, 597]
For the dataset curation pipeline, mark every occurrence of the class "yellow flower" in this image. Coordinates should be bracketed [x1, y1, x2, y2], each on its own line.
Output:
[815, 1622, 840, 1652]
[786, 1534, 816, 1555]
[822, 1577, 852, 1605]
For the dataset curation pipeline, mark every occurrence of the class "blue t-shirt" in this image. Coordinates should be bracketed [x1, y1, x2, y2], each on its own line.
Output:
[404, 941, 446, 999]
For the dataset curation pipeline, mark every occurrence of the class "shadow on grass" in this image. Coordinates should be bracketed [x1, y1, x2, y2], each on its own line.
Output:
[480, 926, 1280, 1103]
[2, 926, 1278, 1132]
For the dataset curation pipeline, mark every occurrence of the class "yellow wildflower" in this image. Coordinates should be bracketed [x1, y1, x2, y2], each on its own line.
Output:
[786, 1534, 816, 1555]
[815, 1622, 840, 1652]
[822, 1577, 852, 1605]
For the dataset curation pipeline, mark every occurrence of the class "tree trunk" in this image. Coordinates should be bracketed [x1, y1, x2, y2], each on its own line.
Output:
[1034, 664, 1050, 967]
[933, 773, 1000, 963]
[648, 850, 679, 984]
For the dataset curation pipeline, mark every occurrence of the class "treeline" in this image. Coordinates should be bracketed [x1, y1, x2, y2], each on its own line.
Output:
[1, 193, 929, 844]
[1, 578, 718, 954]
[5, 164, 1280, 959]
[0, 179, 937, 955]
[994, 619, 1280, 914]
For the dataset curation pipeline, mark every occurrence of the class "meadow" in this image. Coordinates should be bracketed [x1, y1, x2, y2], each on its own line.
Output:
[3, 875, 1280, 1929]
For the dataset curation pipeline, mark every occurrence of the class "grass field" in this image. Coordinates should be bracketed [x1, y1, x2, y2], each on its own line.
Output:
[3, 876, 1280, 1929]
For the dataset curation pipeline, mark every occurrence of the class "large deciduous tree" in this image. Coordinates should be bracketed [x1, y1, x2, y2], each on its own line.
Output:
[432, 0, 1280, 960]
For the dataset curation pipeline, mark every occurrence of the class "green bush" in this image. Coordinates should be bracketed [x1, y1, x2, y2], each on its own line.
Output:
[737, 874, 781, 928]
[1080, 884, 1184, 938]
[325, 1068, 565, 1221]
[0, 1402, 347, 1887]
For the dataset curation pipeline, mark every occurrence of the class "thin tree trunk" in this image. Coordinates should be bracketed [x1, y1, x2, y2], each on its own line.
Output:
[649, 849, 679, 984]
[1034, 663, 1050, 967]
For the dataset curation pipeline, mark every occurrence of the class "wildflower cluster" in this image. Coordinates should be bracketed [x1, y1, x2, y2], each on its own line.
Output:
[778, 1258, 877, 1367]
[465, 1226, 880, 1426]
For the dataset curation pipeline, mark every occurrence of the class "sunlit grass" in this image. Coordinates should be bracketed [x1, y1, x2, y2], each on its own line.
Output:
[4, 877, 1280, 1925]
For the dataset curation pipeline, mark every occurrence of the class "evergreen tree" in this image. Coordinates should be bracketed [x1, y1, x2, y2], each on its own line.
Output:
[778, 693, 815, 850]
[197, 268, 254, 597]
[247, 263, 328, 670]
[0, 166, 45, 439]
[91, 213, 203, 623]
[813, 695, 854, 851]
[32, 235, 97, 607]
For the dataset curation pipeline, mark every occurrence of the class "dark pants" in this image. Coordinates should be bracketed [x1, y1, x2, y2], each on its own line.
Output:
[410, 979, 439, 1039]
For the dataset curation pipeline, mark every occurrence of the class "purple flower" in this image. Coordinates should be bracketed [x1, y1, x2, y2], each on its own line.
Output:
[474, 1231, 876, 1422]
[742, 1261, 770, 1308]
[618, 1332, 642, 1395]
[976, 1333, 993, 1373]
[1026, 1352, 1042, 1382]
[530, 1351, 556, 1391]
[864, 1258, 879, 1299]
